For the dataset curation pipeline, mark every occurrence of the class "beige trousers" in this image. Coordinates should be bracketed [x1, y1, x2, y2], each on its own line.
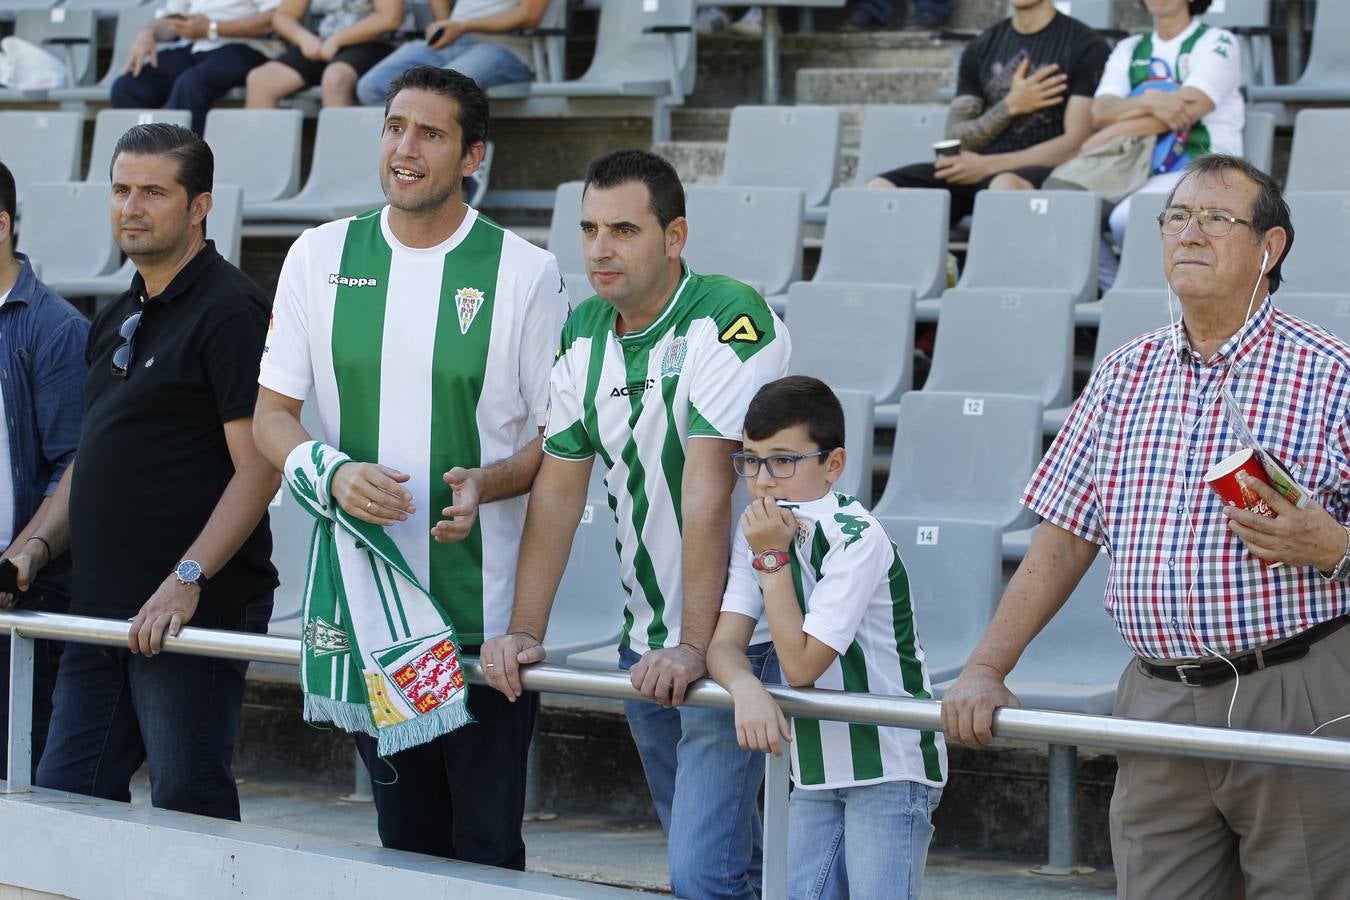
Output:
[1110, 625, 1350, 900]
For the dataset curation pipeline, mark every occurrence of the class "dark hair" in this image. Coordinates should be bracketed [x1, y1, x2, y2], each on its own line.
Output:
[744, 376, 845, 453]
[110, 122, 213, 201]
[0, 161, 15, 253]
[384, 65, 489, 152]
[1138, 0, 1211, 14]
[1164, 153, 1294, 293]
[583, 149, 686, 230]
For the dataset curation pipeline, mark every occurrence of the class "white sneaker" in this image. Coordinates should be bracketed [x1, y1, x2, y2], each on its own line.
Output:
[730, 7, 763, 37]
[696, 7, 730, 34]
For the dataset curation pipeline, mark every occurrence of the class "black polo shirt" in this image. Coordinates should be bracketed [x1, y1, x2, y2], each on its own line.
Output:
[69, 242, 277, 627]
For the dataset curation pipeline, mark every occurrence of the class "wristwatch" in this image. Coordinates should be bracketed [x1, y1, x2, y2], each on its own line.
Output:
[174, 559, 208, 590]
[207, 19, 219, 41]
[1324, 525, 1350, 582]
[751, 549, 790, 575]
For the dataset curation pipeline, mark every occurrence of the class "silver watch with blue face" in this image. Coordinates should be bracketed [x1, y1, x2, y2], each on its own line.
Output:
[174, 559, 206, 589]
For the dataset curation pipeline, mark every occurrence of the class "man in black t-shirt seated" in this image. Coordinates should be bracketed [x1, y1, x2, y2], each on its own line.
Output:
[867, 0, 1108, 226]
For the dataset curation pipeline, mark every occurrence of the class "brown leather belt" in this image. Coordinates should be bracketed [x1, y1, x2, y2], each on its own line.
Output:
[1139, 616, 1350, 687]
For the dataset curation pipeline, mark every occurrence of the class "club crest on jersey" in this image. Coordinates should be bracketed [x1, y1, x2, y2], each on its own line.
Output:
[455, 287, 485, 335]
[661, 336, 688, 378]
[795, 522, 810, 547]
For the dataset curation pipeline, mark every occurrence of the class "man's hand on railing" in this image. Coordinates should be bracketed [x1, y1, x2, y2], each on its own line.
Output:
[128, 574, 200, 656]
[940, 662, 1022, 748]
[628, 644, 707, 709]
[0, 540, 47, 608]
[480, 631, 545, 701]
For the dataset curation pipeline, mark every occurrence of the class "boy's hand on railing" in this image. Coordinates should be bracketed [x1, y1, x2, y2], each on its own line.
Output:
[940, 663, 1021, 748]
[128, 574, 200, 656]
[480, 631, 545, 701]
[730, 680, 791, 757]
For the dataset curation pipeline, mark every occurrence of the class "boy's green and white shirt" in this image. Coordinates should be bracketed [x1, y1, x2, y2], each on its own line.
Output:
[722, 492, 947, 790]
[545, 263, 789, 653]
[260, 206, 566, 645]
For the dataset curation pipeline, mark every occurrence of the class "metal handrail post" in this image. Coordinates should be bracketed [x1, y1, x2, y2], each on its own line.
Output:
[760, 750, 791, 900]
[5, 628, 33, 793]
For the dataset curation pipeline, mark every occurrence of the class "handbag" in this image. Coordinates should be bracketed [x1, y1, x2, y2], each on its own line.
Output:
[0, 36, 68, 90]
[1042, 134, 1155, 205]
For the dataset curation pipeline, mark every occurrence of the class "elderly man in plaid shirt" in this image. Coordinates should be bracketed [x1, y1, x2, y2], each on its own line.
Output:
[943, 153, 1350, 898]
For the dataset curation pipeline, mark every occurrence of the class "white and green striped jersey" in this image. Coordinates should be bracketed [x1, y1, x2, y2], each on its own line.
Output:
[722, 492, 947, 790]
[545, 263, 789, 653]
[260, 206, 566, 645]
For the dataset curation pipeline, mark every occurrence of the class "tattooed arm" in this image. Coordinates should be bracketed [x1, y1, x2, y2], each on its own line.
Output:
[946, 59, 1069, 152]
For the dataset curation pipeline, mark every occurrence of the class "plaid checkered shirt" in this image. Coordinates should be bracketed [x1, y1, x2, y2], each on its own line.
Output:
[1025, 298, 1350, 660]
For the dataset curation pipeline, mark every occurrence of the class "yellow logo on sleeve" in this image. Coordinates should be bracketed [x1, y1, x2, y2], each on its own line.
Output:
[719, 314, 761, 345]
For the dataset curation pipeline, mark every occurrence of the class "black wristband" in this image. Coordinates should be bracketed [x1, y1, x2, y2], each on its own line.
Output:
[25, 535, 51, 565]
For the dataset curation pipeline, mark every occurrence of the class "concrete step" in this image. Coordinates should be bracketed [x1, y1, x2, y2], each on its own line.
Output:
[797, 65, 955, 106]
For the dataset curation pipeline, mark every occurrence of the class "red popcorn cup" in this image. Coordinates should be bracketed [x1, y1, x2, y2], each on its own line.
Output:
[1203, 448, 1280, 567]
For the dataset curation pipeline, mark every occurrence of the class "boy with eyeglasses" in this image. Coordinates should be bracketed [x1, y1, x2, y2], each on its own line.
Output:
[707, 375, 946, 900]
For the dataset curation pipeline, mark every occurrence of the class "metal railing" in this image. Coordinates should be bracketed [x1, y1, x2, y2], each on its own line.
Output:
[5, 610, 1350, 897]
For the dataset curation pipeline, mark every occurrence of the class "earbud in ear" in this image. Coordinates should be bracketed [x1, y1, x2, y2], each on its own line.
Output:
[1260, 248, 1270, 277]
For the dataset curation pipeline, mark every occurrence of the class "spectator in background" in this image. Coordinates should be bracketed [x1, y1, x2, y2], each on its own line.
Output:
[867, 0, 1108, 227]
[845, 0, 951, 31]
[696, 6, 764, 37]
[0, 161, 89, 783]
[943, 154, 1350, 898]
[111, 0, 284, 134]
[27, 124, 278, 821]
[357, 0, 547, 105]
[245, 0, 403, 108]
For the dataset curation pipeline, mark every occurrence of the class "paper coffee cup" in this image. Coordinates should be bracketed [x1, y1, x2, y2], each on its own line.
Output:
[933, 139, 961, 159]
[1203, 448, 1281, 567]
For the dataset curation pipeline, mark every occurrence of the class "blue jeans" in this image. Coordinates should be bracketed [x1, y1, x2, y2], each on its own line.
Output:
[788, 780, 942, 900]
[35, 598, 271, 820]
[356, 35, 533, 106]
[110, 43, 268, 135]
[621, 642, 779, 899]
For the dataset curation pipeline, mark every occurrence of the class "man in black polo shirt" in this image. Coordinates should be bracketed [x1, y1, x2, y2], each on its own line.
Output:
[15, 123, 279, 820]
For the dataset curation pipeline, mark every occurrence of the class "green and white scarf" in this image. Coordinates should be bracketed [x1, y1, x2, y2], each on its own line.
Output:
[285, 440, 472, 756]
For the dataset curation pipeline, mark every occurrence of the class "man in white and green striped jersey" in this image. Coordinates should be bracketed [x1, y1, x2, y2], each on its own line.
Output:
[254, 66, 566, 869]
[480, 150, 790, 898]
[709, 376, 946, 899]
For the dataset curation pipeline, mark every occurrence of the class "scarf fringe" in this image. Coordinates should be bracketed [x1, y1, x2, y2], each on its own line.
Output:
[375, 702, 476, 757]
[304, 694, 377, 736]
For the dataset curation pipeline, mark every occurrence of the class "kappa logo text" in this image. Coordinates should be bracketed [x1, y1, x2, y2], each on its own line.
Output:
[611, 378, 655, 398]
[329, 273, 380, 288]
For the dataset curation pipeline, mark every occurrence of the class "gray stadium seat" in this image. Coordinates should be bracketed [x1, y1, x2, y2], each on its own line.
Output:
[545, 464, 626, 664]
[525, 0, 697, 141]
[5, 8, 99, 93]
[1243, 108, 1276, 174]
[204, 108, 303, 205]
[243, 107, 386, 224]
[20, 182, 121, 295]
[547, 181, 585, 277]
[786, 281, 914, 405]
[1285, 110, 1350, 192]
[86, 109, 194, 183]
[0, 111, 83, 212]
[720, 105, 840, 210]
[925, 288, 1075, 408]
[1275, 292, 1350, 341]
[853, 105, 947, 186]
[1054, 0, 1113, 30]
[812, 187, 948, 300]
[480, 0, 569, 96]
[1283, 191, 1350, 293]
[0, 0, 58, 19]
[1044, 288, 1170, 433]
[1248, 0, 1350, 104]
[1111, 191, 1169, 292]
[834, 389, 874, 505]
[49, 5, 157, 105]
[955, 190, 1101, 305]
[562, 271, 591, 308]
[683, 184, 803, 297]
[1201, 0, 1275, 89]
[874, 390, 1044, 531]
[880, 516, 1001, 684]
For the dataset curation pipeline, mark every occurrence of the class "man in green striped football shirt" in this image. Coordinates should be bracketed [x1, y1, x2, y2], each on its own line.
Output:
[254, 66, 566, 869]
[481, 150, 791, 898]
